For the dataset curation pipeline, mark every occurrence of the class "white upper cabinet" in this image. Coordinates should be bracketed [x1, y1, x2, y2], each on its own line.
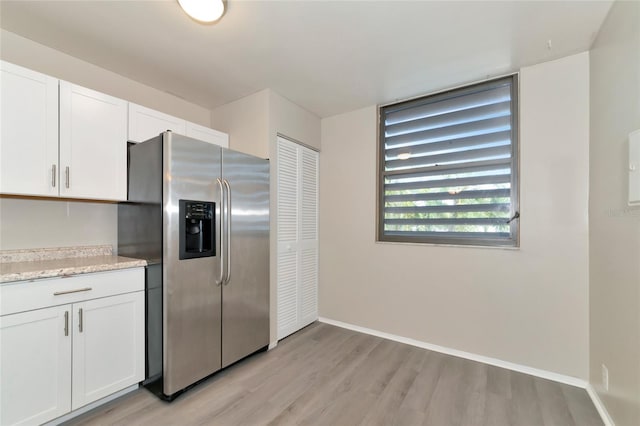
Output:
[185, 121, 229, 148]
[59, 82, 128, 201]
[129, 103, 229, 148]
[128, 103, 186, 142]
[0, 61, 59, 197]
[1, 60, 228, 201]
[0, 61, 128, 201]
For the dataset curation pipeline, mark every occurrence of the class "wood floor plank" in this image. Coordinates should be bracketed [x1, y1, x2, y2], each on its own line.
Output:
[561, 383, 604, 426]
[393, 407, 428, 426]
[423, 356, 487, 426]
[233, 331, 364, 425]
[398, 350, 447, 413]
[458, 360, 488, 426]
[482, 393, 511, 426]
[296, 339, 405, 425]
[357, 346, 424, 426]
[66, 323, 603, 426]
[265, 332, 381, 425]
[487, 364, 512, 399]
[534, 377, 578, 426]
[509, 371, 545, 425]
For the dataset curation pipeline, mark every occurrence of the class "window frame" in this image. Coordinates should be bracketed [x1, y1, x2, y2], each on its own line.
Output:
[376, 74, 520, 247]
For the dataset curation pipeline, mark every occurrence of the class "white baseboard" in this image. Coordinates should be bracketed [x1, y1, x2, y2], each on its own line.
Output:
[268, 341, 278, 350]
[319, 317, 617, 426]
[318, 317, 587, 388]
[586, 384, 615, 426]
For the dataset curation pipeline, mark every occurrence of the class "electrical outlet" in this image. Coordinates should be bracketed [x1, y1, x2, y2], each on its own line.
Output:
[602, 364, 609, 391]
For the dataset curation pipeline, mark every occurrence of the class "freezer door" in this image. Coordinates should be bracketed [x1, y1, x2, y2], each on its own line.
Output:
[163, 133, 223, 396]
[221, 149, 270, 367]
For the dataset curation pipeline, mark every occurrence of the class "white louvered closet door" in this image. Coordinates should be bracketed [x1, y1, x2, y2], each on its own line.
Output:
[277, 137, 319, 340]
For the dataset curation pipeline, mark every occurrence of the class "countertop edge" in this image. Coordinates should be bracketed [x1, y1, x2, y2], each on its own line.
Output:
[0, 259, 147, 284]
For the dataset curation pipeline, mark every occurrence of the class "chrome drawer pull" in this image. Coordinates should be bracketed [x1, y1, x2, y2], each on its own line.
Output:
[53, 287, 92, 296]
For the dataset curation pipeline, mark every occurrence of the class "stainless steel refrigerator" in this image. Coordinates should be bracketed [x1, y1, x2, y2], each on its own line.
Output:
[118, 131, 269, 400]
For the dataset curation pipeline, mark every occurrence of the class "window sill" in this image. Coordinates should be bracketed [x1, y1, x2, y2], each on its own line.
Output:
[374, 239, 520, 251]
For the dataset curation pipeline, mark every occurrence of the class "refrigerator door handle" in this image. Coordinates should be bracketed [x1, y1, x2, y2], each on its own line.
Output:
[223, 179, 232, 285]
[215, 178, 225, 286]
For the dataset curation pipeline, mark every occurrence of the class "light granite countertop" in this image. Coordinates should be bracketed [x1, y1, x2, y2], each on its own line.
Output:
[0, 245, 146, 283]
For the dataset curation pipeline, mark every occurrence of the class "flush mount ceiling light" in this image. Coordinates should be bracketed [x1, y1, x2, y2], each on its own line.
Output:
[178, 0, 225, 23]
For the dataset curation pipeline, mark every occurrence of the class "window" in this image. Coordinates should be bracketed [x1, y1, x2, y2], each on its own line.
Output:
[377, 75, 519, 247]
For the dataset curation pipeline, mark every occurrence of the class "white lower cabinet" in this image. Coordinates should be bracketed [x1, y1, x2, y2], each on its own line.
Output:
[0, 306, 72, 426]
[0, 268, 144, 426]
[72, 292, 144, 409]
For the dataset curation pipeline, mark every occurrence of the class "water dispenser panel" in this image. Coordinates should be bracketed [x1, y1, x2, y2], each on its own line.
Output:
[179, 200, 215, 259]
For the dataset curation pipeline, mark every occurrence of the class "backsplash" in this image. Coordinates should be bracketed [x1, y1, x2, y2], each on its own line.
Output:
[0, 198, 118, 250]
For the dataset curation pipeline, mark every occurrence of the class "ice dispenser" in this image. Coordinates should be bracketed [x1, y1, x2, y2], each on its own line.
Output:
[179, 200, 215, 259]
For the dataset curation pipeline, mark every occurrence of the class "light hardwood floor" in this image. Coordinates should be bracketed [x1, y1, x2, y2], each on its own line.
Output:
[66, 322, 602, 426]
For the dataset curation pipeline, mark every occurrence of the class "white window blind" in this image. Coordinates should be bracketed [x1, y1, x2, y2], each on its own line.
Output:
[378, 75, 519, 246]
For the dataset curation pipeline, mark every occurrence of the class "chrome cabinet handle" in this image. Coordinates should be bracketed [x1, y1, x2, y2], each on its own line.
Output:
[215, 178, 225, 286]
[64, 311, 69, 336]
[78, 308, 84, 333]
[53, 287, 92, 296]
[65, 166, 70, 188]
[223, 179, 231, 285]
[52, 164, 57, 187]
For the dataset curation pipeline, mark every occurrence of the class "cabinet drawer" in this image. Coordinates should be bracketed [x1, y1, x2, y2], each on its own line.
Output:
[0, 268, 144, 316]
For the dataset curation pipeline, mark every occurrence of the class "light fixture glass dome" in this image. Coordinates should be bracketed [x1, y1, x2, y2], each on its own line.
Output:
[178, 0, 225, 23]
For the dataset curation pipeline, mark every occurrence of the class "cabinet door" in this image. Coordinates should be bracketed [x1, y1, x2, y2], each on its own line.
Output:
[0, 61, 59, 197]
[59, 81, 127, 200]
[71, 291, 144, 410]
[128, 103, 186, 142]
[0, 306, 72, 426]
[185, 121, 229, 147]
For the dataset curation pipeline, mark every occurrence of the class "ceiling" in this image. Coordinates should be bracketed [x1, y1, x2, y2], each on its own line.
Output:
[0, 0, 613, 118]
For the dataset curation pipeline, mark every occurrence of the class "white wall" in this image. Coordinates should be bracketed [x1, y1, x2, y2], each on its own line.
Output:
[211, 89, 271, 158]
[0, 198, 117, 250]
[0, 30, 212, 126]
[0, 30, 213, 251]
[211, 89, 321, 158]
[589, 0, 640, 424]
[268, 90, 321, 152]
[319, 52, 590, 379]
